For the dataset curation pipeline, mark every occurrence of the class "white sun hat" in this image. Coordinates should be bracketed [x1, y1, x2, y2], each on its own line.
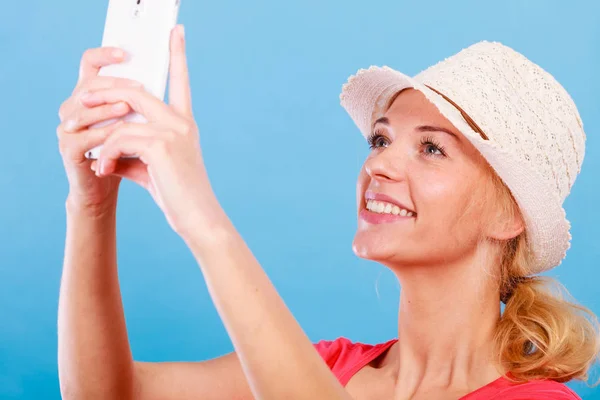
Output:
[340, 40, 586, 274]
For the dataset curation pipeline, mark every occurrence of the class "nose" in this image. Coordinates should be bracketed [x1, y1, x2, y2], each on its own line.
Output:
[364, 147, 406, 183]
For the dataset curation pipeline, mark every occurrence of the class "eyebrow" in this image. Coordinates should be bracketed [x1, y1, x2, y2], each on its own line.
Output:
[373, 117, 459, 140]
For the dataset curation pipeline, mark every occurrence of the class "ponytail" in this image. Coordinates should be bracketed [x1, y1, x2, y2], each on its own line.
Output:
[495, 274, 600, 383]
[488, 171, 600, 384]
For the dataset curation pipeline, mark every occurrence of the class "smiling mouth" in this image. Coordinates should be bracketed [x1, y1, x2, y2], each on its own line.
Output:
[365, 199, 416, 217]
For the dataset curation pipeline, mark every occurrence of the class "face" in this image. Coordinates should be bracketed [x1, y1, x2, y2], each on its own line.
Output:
[353, 88, 499, 269]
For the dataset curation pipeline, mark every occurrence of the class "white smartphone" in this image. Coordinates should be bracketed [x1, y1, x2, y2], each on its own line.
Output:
[85, 0, 181, 159]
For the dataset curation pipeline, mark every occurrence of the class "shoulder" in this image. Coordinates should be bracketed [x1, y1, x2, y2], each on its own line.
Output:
[313, 337, 397, 385]
[489, 379, 581, 400]
[313, 337, 361, 368]
[313, 337, 396, 366]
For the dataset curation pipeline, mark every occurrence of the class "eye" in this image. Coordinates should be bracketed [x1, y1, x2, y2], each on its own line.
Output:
[420, 136, 446, 157]
[367, 131, 390, 149]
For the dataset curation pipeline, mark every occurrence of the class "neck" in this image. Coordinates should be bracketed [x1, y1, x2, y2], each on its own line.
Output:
[388, 249, 503, 397]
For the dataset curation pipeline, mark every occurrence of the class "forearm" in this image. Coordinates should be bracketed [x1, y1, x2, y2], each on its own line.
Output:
[58, 201, 135, 399]
[184, 215, 351, 400]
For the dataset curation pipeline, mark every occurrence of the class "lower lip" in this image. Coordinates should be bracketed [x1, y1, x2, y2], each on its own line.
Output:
[359, 209, 415, 224]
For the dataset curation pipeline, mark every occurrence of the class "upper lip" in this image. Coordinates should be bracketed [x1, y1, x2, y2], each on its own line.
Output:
[364, 190, 416, 213]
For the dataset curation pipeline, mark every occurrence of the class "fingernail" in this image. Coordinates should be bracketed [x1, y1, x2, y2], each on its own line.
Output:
[64, 119, 77, 132]
[98, 160, 105, 176]
[80, 92, 93, 103]
[130, 81, 144, 88]
[112, 49, 125, 59]
[90, 162, 97, 172]
[178, 25, 185, 39]
[78, 90, 89, 103]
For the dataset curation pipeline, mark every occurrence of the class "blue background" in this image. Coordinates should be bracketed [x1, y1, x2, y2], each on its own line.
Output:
[1, 0, 598, 398]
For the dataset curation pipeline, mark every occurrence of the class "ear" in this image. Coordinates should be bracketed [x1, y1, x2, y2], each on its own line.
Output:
[487, 213, 525, 241]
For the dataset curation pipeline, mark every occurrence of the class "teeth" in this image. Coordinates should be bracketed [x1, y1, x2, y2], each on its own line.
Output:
[366, 200, 415, 217]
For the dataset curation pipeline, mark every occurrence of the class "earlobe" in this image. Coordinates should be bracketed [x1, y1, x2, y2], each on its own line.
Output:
[488, 215, 525, 241]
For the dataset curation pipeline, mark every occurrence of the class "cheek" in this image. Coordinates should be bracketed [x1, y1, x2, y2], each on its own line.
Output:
[412, 167, 458, 207]
[356, 167, 369, 207]
[412, 167, 482, 227]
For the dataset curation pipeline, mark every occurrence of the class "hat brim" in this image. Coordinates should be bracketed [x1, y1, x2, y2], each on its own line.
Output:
[340, 66, 570, 273]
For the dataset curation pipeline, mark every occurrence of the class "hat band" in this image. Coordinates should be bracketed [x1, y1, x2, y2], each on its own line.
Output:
[425, 85, 489, 141]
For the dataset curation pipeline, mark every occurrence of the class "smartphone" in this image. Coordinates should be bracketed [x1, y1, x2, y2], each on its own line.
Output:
[85, 0, 181, 159]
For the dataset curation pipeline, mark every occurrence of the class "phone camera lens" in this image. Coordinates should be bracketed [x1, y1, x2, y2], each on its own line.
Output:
[132, 0, 144, 18]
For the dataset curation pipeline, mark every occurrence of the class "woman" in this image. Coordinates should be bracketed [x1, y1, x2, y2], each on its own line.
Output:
[56, 25, 599, 399]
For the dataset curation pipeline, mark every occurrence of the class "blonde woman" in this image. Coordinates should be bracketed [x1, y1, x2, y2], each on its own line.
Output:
[56, 25, 598, 400]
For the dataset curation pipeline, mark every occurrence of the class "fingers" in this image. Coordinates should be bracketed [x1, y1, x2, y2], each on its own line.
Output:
[62, 102, 131, 133]
[111, 159, 149, 187]
[59, 77, 143, 121]
[77, 47, 127, 85]
[96, 123, 166, 175]
[75, 76, 144, 97]
[57, 121, 124, 163]
[168, 25, 193, 117]
[92, 158, 149, 188]
[80, 87, 178, 124]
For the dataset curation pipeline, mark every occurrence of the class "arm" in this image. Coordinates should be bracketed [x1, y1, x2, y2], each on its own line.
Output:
[56, 29, 338, 400]
[133, 340, 336, 400]
[84, 24, 352, 400]
[134, 354, 253, 400]
[182, 218, 352, 400]
[58, 203, 135, 399]
[56, 45, 144, 399]
[58, 201, 257, 400]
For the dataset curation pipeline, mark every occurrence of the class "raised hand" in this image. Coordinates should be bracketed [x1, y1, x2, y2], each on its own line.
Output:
[57, 46, 142, 214]
[86, 25, 221, 237]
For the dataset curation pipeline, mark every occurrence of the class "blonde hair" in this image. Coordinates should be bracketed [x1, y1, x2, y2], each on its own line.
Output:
[489, 171, 600, 383]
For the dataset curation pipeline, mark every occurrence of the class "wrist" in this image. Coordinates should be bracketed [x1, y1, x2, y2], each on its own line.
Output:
[65, 195, 118, 221]
[180, 208, 236, 255]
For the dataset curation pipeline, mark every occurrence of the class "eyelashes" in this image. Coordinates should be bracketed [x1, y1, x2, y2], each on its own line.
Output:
[367, 131, 389, 150]
[420, 136, 447, 157]
[367, 130, 447, 158]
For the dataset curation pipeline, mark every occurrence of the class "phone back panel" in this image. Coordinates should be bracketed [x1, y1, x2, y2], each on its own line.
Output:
[85, 0, 180, 159]
[99, 0, 180, 101]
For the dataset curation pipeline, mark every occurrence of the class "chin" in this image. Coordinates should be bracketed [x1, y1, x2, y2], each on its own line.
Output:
[352, 228, 439, 269]
[352, 230, 405, 262]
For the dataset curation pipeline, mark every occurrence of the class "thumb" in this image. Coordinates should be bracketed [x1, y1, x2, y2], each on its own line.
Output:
[168, 25, 192, 117]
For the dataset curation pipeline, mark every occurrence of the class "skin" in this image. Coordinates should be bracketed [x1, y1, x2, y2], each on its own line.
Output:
[56, 25, 523, 400]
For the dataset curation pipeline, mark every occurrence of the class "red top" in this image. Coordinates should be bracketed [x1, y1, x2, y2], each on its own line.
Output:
[314, 337, 581, 399]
